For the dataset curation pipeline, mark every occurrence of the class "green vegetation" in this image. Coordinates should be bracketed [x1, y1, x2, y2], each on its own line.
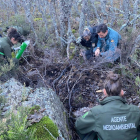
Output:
[34, 18, 43, 21]
[0, 106, 36, 140]
[0, 104, 59, 140]
[29, 105, 41, 114]
[2, 15, 30, 32]
[0, 59, 15, 77]
[72, 29, 76, 34]
[135, 76, 140, 92]
[29, 116, 59, 140]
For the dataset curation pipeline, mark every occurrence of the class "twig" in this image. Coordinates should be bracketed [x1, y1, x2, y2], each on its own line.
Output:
[43, 126, 57, 140]
[52, 65, 71, 91]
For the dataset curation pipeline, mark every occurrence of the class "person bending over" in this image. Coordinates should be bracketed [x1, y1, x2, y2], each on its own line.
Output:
[0, 28, 24, 64]
[94, 24, 121, 61]
[74, 26, 98, 60]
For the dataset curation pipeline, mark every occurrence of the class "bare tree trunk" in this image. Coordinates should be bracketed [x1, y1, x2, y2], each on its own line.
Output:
[37, 0, 49, 37]
[79, 0, 87, 36]
[58, 0, 73, 55]
[90, 0, 100, 24]
[48, 1, 59, 39]
[22, 0, 38, 47]
[13, 0, 18, 14]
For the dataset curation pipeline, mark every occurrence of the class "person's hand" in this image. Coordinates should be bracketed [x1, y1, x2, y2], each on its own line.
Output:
[95, 48, 100, 56]
[13, 47, 21, 51]
[76, 37, 82, 44]
[80, 49, 85, 56]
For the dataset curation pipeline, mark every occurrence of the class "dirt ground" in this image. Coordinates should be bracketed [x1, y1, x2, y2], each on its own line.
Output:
[0, 44, 139, 140]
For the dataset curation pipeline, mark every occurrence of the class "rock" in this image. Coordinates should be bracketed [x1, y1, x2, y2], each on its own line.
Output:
[98, 82, 102, 87]
[101, 75, 104, 78]
[73, 107, 92, 118]
[0, 78, 71, 140]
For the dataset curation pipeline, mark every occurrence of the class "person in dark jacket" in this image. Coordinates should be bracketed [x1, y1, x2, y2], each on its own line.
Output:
[75, 26, 98, 60]
[0, 27, 24, 64]
[75, 72, 140, 140]
[94, 24, 121, 61]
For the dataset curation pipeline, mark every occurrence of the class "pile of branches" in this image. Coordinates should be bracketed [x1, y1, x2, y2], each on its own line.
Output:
[12, 43, 139, 112]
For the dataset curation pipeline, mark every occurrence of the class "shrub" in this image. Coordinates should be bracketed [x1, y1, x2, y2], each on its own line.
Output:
[0, 59, 15, 77]
[2, 15, 30, 34]
[29, 105, 40, 114]
[0, 106, 36, 140]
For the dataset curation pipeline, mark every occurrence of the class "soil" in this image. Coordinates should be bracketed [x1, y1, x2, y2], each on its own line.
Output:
[1, 45, 139, 140]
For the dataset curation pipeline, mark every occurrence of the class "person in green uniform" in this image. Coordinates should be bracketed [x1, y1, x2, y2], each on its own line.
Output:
[75, 73, 140, 140]
[0, 27, 23, 64]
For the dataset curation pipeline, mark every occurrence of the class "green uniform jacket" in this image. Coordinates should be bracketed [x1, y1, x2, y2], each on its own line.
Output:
[75, 96, 140, 140]
[0, 37, 18, 63]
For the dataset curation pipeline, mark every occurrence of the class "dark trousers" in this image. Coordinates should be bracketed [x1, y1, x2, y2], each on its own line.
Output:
[85, 47, 93, 60]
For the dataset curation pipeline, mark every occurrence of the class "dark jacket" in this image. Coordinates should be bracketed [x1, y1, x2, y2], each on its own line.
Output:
[80, 26, 98, 49]
[0, 37, 18, 64]
[75, 96, 140, 140]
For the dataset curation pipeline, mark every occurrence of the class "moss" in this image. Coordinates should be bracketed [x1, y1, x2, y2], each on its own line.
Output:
[34, 18, 43, 21]
[29, 116, 59, 140]
[72, 29, 76, 33]
[69, 50, 76, 60]
[29, 105, 40, 114]
[134, 68, 140, 73]
[70, 46, 75, 49]
[119, 14, 123, 17]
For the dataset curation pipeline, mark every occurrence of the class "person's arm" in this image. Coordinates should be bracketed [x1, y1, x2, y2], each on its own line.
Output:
[80, 38, 86, 47]
[75, 110, 95, 134]
[3, 44, 19, 64]
[101, 32, 121, 56]
[100, 37, 117, 56]
[73, 37, 87, 50]
[94, 38, 101, 56]
[95, 38, 101, 50]
[3, 44, 12, 58]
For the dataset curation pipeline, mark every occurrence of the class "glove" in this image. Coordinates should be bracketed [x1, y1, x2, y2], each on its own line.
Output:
[13, 47, 21, 51]
[76, 37, 82, 44]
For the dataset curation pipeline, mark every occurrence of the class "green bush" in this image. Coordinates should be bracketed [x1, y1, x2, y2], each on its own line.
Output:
[0, 59, 15, 77]
[0, 106, 36, 140]
[1, 106, 59, 140]
[1, 15, 30, 33]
